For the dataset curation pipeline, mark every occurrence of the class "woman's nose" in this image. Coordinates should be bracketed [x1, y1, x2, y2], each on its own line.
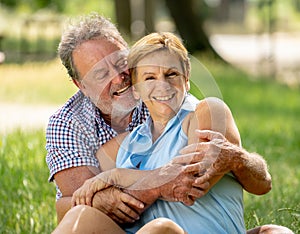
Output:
[155, 79, 171, 91]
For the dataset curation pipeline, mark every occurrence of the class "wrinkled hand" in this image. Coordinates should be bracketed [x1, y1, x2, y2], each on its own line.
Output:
[71, 170, 117, 207]
[180, 130, 241, 187]
[92, 187, 144, 224]
[158, 161, 210, 206]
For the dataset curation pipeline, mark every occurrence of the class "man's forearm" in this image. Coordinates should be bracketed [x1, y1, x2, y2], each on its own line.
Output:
[111, 163, 200, 207]
[111, 168, 166, 206]
[232, 150, 272, 195]
[119, 162, 202, 207]
[120, 170, 162, 207]
[73, 161, 203, 209]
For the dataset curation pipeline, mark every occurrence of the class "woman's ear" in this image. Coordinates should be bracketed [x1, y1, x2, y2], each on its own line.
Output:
[185, 75, 190, 91]
[186, 80, 190, 92]
[132, 85, 141, 100]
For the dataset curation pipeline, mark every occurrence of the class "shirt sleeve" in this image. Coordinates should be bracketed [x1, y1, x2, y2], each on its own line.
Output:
[45, 115, 99, 182]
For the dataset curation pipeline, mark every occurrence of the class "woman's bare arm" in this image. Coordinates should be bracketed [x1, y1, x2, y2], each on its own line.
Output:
[183, 97, 271, 195]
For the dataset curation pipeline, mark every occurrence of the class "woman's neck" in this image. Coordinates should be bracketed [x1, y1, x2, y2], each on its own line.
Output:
[151, 118, 170, 142]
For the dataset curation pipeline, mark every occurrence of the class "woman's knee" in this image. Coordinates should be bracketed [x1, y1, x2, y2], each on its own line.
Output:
[54, 205, 124, 234]
[247, 224, 294, 234]
[260, 224, 294, 234]
[138, 218, 185, 234]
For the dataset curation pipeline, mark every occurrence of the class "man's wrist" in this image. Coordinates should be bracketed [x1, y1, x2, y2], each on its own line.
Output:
[231, 146, 248, 173]
[122, 186, 160, 206]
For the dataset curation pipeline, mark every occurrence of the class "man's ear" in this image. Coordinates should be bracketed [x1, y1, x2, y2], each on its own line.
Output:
[73, 79, 89, 97]
[73, 79, 81, 88]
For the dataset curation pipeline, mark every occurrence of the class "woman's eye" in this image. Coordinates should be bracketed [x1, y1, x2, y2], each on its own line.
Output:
[145, 76, 155, 81]
[166, 72, 178, 78]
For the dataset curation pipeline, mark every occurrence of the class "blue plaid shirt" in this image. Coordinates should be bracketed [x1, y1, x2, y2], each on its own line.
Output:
[45, 90, 149, 200]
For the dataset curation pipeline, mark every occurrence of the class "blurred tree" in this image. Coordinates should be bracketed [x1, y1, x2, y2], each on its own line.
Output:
[144, 0, 155, 33]
[114, 0, 220, 57]
[165, 0, 220, 56]
[114, 0, 155, 41]
[115, 0, 220, 58]
[114, 0, 132, 40]
[257, 0, 276, 32]
[1, 0, 18, 8]
[0, 0, 65, 12]
[295, 0, 300, 11]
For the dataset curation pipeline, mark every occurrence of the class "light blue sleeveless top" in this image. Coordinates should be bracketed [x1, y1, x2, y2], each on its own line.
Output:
[117, 95, 245, 234]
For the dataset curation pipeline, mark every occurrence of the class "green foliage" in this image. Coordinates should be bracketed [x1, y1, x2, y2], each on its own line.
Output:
[0, 0, 18, 8]
[0, 0, 114, 16]
[2, 37, 60, 63]
[1, 0, 65, 12]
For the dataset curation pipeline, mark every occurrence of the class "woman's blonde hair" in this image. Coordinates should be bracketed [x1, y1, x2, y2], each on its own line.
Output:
[128, 32, 191, 84]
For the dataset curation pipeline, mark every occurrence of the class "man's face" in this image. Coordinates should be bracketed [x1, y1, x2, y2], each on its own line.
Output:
[73, 39, 139, 116]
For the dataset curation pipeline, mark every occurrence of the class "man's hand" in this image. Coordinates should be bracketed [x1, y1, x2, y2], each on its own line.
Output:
[157, 162, 210, 206]
[92, 187, 144, 224]
[180, 130, 272, 195]
[124, 159, 211, 206]
[179, 130, 240, 187]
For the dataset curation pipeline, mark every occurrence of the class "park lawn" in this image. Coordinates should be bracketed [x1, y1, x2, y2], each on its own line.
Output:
[0, 59, 77, 105]
[0, 58, 299, 233]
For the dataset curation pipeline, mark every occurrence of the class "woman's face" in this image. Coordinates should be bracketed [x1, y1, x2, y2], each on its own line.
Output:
[134, 49, 189, 121]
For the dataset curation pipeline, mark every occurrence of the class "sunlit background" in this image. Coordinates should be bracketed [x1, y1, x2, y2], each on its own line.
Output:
[1, 0, 300, 132]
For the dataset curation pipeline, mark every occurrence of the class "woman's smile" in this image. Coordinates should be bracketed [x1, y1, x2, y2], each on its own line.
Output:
[152, 93, 175, 101]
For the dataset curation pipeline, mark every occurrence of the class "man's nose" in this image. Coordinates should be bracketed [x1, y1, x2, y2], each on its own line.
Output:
[111, 72, 128, 84]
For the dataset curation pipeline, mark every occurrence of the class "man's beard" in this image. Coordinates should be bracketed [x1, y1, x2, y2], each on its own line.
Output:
[111, 96, 140, 117]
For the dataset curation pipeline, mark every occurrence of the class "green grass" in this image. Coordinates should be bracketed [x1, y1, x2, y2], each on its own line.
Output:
[0, 129, 56, 233]
[0, 59, 77, 104]
[0, 58, 299, 233]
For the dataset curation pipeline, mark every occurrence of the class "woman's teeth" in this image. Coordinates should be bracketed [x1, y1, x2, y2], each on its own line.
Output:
[153, 94, 174, 101]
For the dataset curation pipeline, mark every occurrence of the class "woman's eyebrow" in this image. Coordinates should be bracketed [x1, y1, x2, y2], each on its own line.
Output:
[167, 66, 179, 71]
[141, 71, 156, 76]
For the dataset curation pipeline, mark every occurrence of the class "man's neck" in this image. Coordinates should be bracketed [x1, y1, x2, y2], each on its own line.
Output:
[101, 111, 133, 134]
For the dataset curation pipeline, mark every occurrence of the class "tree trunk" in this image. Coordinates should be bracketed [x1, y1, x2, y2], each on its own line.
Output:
[114, 0, 132, 40]
[144, 0, 155, 34]
[165, 0, 220, 58]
